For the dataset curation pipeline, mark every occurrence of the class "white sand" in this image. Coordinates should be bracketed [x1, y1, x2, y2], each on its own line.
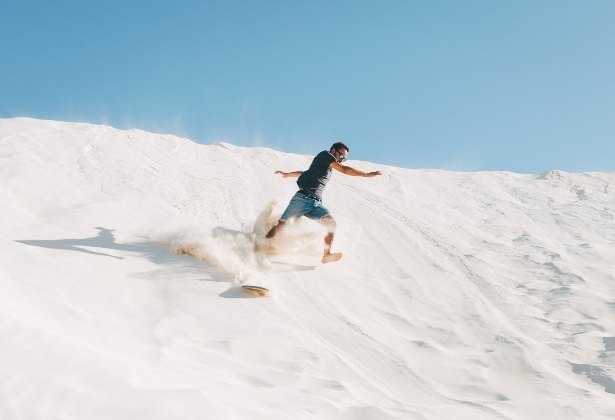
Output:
[1, 117, 614, 419]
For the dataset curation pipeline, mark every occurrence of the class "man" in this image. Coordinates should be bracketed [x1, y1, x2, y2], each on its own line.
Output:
[266, 142, 382, 263]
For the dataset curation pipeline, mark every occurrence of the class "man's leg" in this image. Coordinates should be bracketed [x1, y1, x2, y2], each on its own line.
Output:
[265, 221, 286, 238]
[320, 216, 342, 263]
[266, 192, 309, 239]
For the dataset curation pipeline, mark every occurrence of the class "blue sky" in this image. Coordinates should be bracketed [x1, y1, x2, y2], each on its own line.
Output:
[2, 1, 614, 173]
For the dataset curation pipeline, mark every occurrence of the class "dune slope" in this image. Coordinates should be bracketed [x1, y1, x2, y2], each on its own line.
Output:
[1, 118, 614, 419]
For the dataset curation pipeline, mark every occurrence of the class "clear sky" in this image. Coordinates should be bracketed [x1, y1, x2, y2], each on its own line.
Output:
[2, 0, 614, 173]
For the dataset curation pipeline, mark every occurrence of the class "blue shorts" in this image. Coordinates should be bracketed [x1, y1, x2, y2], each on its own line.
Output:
[279, 191, 332, 222]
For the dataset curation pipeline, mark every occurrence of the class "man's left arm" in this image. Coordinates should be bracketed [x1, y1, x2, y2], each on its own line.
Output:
[330, 161, 381, 177]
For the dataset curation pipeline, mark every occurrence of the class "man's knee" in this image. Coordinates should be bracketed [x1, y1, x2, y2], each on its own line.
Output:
[321, 216, 337, 233]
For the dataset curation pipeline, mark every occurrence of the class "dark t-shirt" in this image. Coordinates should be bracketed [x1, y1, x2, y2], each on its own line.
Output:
[296, 150, 336, 200]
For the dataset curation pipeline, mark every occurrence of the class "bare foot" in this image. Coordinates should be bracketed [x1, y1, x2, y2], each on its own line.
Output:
[321, 252, 343, 264]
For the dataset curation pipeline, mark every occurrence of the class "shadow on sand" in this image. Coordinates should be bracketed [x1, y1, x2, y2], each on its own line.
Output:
[17, 227, 151, 260]
[15, 227, 226, 283]
[16, 226, 319, 298]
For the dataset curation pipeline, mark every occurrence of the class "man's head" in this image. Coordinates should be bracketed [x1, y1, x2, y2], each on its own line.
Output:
[330, 142, 349, 163]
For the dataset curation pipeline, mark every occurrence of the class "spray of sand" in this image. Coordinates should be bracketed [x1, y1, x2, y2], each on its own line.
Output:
[155, 200, 326, 284]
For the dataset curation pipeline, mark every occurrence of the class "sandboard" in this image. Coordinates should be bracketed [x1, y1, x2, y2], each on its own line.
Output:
[241, 285, 270, 297]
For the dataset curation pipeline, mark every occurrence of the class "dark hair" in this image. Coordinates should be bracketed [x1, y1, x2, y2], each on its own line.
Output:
[331, 142, 349, 153]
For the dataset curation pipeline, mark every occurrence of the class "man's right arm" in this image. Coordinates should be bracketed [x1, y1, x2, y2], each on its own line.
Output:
[275, 171, 303, 178]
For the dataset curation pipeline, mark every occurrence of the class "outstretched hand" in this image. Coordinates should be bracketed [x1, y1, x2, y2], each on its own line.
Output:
[274, 170, 303, 178]
[369, 171, 382, 177]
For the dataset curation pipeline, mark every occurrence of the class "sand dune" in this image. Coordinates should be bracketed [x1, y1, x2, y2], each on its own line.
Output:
[1, 118, 614, 419]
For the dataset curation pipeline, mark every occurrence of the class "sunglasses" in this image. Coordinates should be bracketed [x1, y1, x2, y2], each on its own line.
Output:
[336, 150, 347, 161]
